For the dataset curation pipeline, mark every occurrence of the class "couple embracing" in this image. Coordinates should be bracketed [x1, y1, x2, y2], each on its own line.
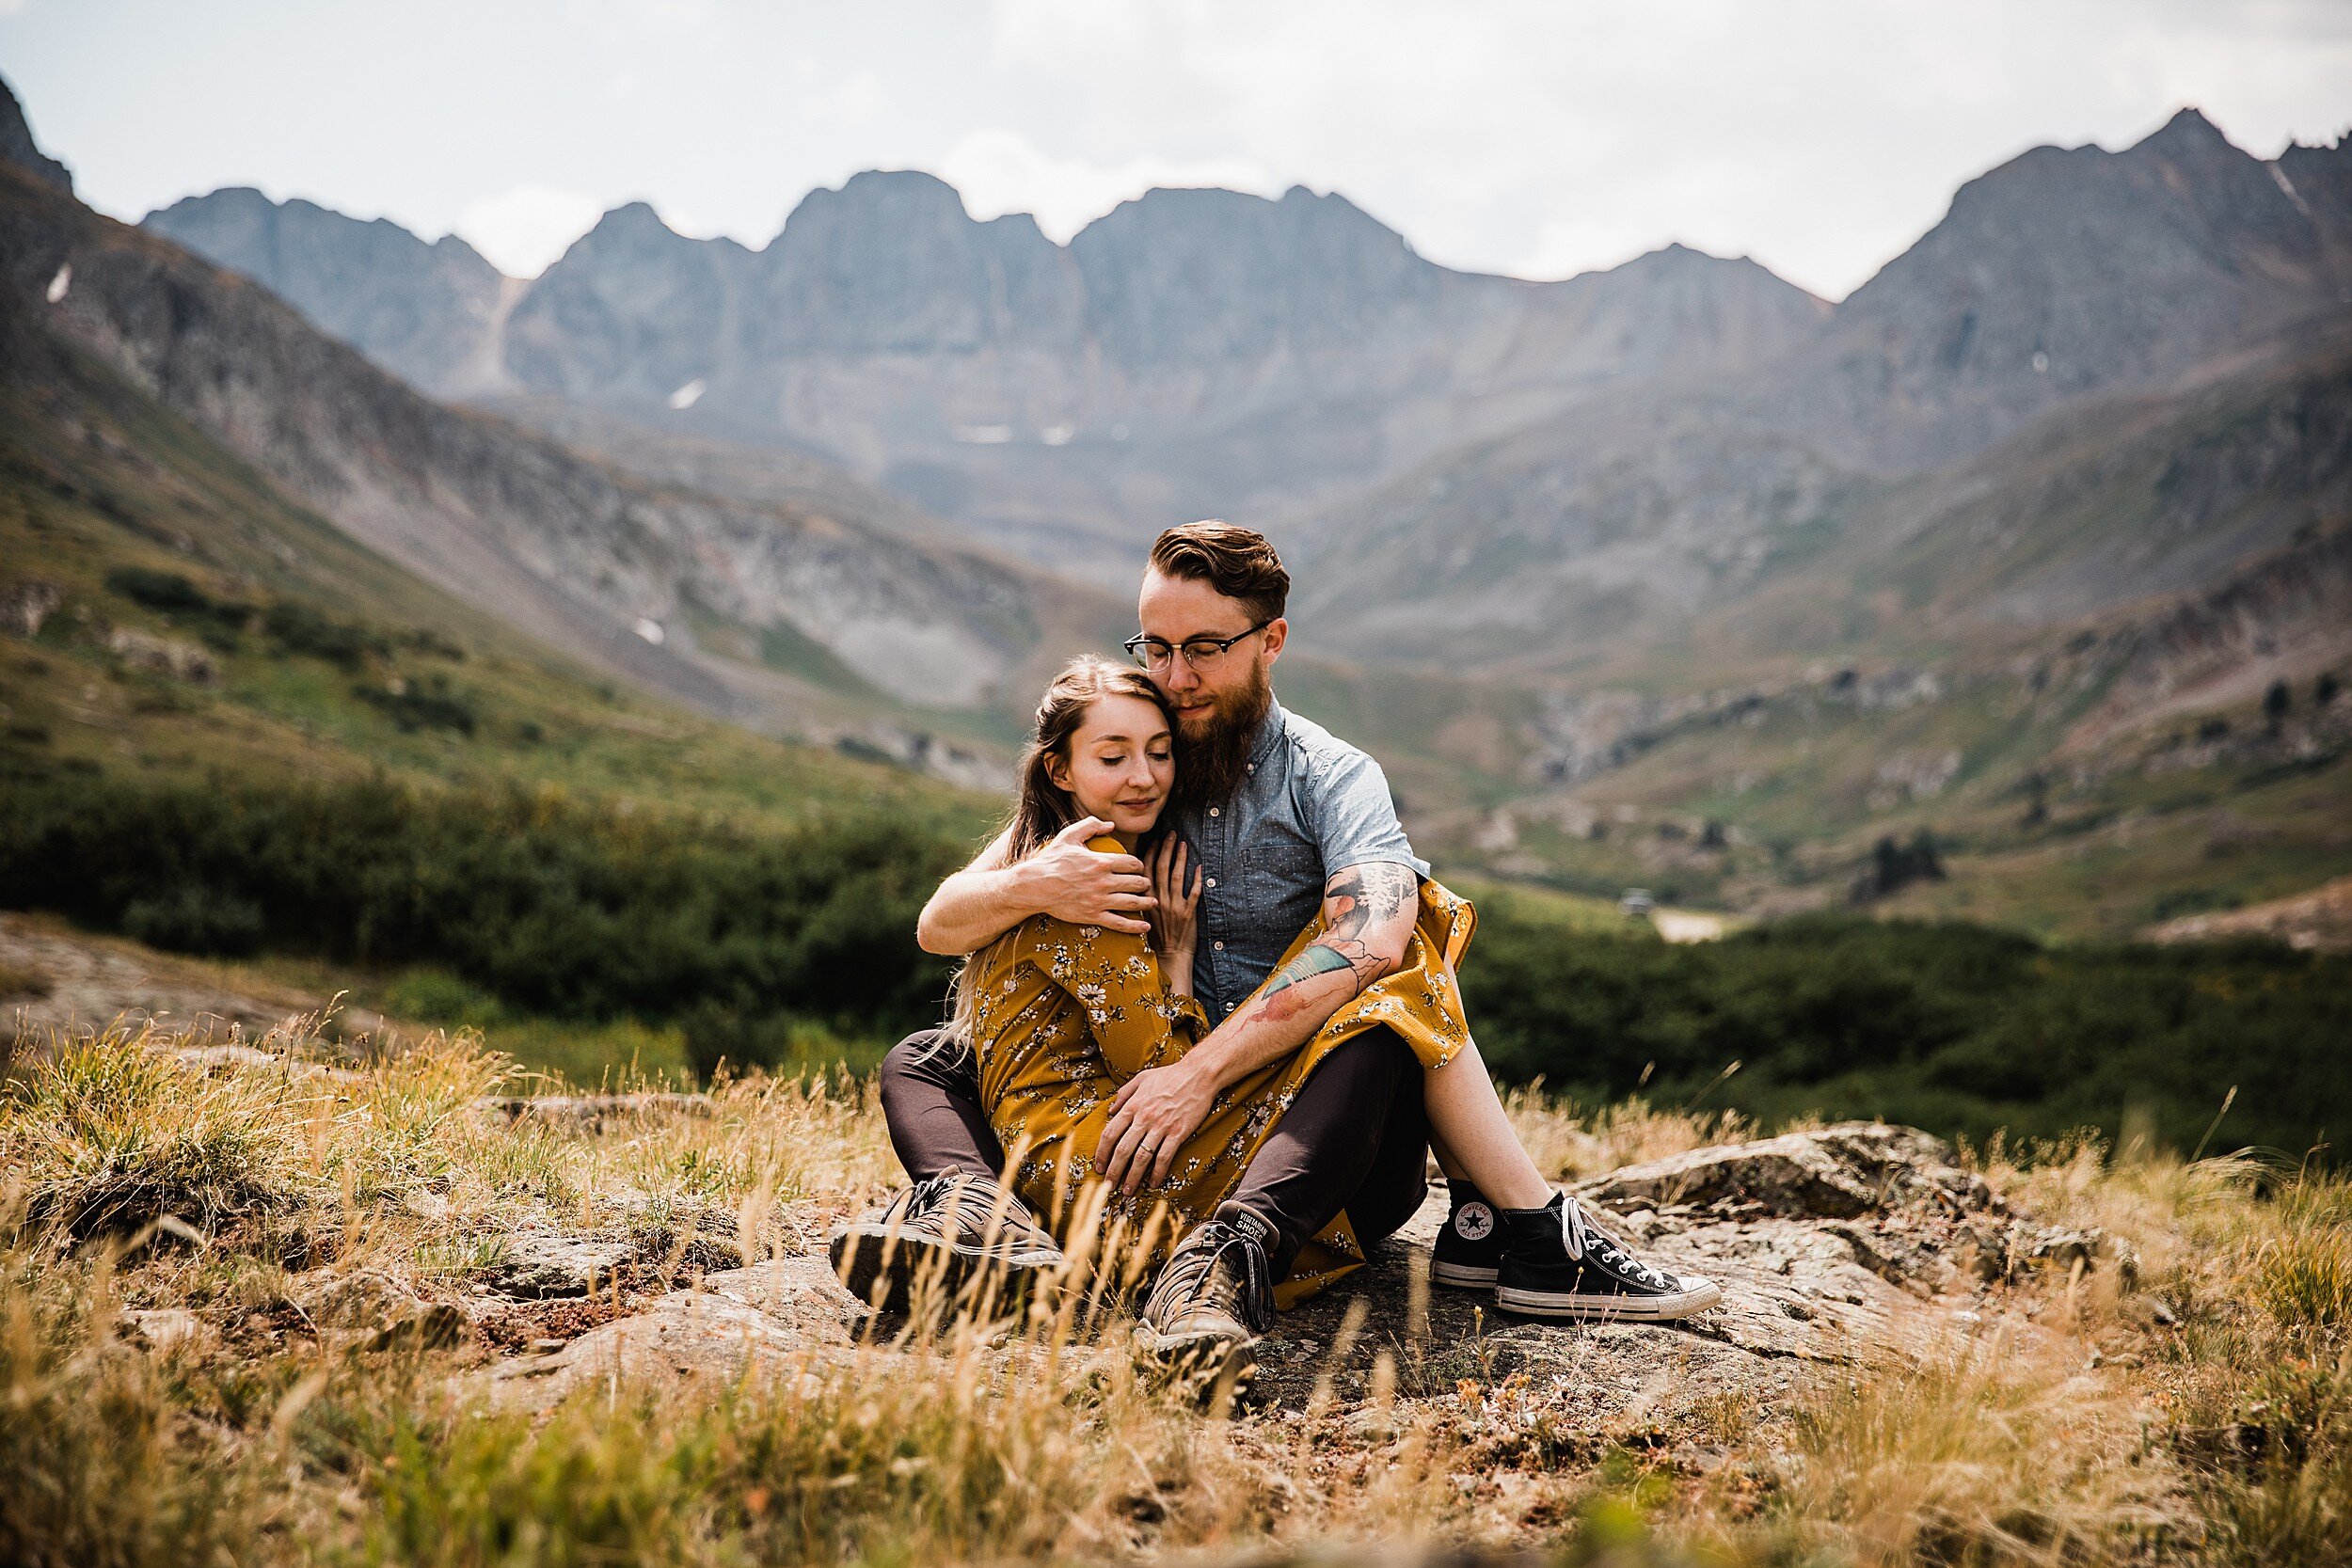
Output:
[832, 522, 1717, 1382]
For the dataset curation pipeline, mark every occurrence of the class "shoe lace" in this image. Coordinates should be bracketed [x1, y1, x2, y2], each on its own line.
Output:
[896, 1174, 961, 1228]
[1559, 1195, 1676, 1291]
[1152, 1219, 1273, 1334]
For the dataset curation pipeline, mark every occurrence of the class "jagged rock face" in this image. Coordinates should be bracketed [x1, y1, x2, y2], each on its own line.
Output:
[1068, 184, 1448, 368]
[145, 171, 1828, 582]
[3, 154, 1061, 720]
[0, 78, 71, 195]
[1816, 110, 2352, 471]
[503, 201, 756, 402]
[144, 187, 509, 396]
[1290, 117, 2352, 674]
[760, 171, 1085, 358]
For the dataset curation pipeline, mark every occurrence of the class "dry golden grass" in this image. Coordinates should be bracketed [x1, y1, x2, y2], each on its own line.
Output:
[1502, 1080, 1757, 1182]
[2, 1017, 2347, 1566]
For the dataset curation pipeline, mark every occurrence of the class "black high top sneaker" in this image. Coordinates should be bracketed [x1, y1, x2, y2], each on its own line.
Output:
[828, 1173, 1065, 1314]
[1494, 1191, 1722, 1322]
[1135, 1201, 1277, 1386]
[1431, 1179, 1505, 1289]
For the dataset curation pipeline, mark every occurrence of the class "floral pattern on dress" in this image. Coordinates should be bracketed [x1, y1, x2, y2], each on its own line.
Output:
[969, 844, 1479, 1311]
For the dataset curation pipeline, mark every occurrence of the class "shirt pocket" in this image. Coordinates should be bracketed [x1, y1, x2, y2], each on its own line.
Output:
[1245, 832, 1325, 908]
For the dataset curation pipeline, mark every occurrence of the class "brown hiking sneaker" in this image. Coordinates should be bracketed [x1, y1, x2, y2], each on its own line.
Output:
[828, 1173, 1064, 1314]
[1135, 1201, 1276, 1386]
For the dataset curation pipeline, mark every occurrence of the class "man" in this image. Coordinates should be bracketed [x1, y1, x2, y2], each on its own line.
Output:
[834, 522, 1706, 1375]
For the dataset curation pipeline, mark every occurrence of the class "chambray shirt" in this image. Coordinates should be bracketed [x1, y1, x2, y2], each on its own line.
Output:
[1170, 698, 1429, 1020]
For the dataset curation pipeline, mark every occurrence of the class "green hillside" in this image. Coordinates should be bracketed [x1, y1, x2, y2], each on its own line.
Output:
[1409, 341, 2352, 940]
[0, 325, 1001, 1076]
[0, 333, 995, 833]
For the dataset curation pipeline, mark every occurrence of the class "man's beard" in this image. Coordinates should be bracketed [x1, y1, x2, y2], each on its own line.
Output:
[1172, 660, 1273, 815]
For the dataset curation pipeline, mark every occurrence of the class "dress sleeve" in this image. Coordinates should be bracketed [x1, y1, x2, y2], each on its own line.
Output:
[1014, 917, 1206, 1082]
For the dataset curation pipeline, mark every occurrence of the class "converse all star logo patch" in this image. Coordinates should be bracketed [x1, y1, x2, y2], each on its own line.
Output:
[1453, 1200, 1495, 1241]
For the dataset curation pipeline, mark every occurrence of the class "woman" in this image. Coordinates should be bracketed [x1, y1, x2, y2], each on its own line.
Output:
[959, 655, 1720, 1322]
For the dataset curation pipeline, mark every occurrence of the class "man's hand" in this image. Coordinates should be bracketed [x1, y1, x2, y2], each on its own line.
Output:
[1098, 1061, 1216, 1194]
[1029, 817, 1154, 934]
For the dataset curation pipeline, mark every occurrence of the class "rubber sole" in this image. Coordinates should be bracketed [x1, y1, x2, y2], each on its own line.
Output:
[1494, 1275, 1724, 1322]
[1134, 1323, 1261, 1395]
[827, 1226, 1061, 1315]
[1430, 1259, 1500, 1290]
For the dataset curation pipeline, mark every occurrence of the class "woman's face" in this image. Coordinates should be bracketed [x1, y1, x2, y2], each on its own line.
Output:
[1046, 692, 1175, 837]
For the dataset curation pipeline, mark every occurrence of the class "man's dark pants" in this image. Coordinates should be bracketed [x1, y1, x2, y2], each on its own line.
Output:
[879, 1026, 1431, 1277]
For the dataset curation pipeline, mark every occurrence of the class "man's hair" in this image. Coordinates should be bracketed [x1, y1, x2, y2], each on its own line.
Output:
[1149, 520, 1289, 625]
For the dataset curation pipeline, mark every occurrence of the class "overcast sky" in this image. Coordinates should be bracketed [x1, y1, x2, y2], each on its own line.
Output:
[5, 0, 2349, 301]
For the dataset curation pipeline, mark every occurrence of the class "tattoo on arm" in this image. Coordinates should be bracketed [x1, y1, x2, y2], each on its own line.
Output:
[1252, 863, 1421, 1020]
[1257, 943, 1353, 1004]
[1326, 863, 1417, 944]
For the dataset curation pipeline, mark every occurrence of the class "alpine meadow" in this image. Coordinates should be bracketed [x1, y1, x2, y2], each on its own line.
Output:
[3, 18, 2351, 1564]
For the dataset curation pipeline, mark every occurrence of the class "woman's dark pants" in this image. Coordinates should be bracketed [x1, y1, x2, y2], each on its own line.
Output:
[878, 1025, 1432, 1279]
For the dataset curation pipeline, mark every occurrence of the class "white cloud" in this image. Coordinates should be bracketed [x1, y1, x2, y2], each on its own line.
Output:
[976, 0, 2352, 296]
[938, 128, 1278, 242]
[454, 185, 606, 277]
[12, 0, 2352, 300]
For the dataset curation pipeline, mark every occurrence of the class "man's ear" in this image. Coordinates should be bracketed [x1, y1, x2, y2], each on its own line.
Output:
[1261, 616, 1288, 663]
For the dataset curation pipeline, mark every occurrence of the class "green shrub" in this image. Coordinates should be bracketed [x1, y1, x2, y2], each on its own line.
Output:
[355, 675, 476, 735]
[262, 601, 385, 668]
[120, 887, 265, 958]
[103, 565, 211, 613]
[1461, 911, 2352, 1159]
[0, 771, 962, 1048]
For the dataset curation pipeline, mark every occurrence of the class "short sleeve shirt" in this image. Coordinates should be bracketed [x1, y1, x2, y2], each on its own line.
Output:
[1170, 698, 1428, 1019]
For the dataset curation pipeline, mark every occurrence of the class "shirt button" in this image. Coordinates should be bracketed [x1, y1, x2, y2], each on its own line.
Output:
[1205, 877, 1217, 889]
[1208, 807, 1219, 816]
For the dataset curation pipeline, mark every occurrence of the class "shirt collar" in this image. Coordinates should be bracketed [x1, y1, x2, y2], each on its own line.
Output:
[1248, 696, 1288, 769]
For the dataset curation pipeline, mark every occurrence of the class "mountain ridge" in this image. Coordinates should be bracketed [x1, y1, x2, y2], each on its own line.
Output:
[2, 151, 1123, 779]
[146, 166, 1830, 580]
[1284, 110, 2352, 677]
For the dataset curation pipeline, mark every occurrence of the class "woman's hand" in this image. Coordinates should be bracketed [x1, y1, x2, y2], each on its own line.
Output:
[1148, 837, 1200, 991]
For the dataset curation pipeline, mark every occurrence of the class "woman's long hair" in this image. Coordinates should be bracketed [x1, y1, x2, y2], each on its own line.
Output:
[946, 656, 1178, 1043]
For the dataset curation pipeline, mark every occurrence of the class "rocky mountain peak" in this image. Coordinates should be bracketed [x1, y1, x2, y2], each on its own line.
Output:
[756, 167, 1076, 356]
[563, 199, 705, 262]
[779, 167, 974, 234]
[142, 182, 507, 395]
[1805, 104, 2349, 471]
[0, 75, 72, 195]
[2136, 104, 2232, 158]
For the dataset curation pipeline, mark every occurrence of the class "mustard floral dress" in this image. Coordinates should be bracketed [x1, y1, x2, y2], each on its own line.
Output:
[969, 839, 1476, 1308]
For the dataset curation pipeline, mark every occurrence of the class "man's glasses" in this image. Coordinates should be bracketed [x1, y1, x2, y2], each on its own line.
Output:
[1121, 620, 1272, 673]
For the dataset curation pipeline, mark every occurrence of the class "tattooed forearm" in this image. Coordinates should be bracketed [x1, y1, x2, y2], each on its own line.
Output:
[1245, 863, 1422, 1020]
[1257, 942, 1353, 1002]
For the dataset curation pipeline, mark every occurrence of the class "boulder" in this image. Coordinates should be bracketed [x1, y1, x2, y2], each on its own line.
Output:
[1253, 1123, 2078, 1430]
[478, 1233, 636, 1299]
[485, 1256, 869, 1410]
[1571, 1121, 1994, 1221]
[469, 1124, 2091, 1445]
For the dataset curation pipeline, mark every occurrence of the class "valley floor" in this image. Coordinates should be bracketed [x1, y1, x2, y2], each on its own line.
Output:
[4, 1003, 2346, 1566]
